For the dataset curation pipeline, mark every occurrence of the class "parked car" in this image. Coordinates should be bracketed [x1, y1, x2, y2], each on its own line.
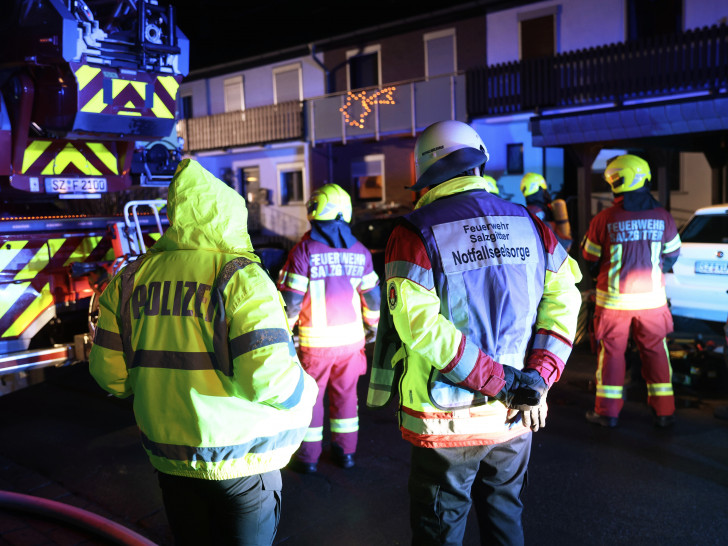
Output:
[665, 203, 728, 328]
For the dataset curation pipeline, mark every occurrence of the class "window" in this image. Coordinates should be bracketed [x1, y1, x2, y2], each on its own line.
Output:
[347, 46, 380, 90]
[424, 29, 456, 78]
[179, 95, 192, 119]
[278, 163, 305, 205]
[223, 76, 244, 112]
[240, 166, 260, 203]
[627, 0, 682, 41]
[519, 7, 558, 60]
[273, 64, 302, 104]
[507, 144, 524, 174]
[352, 155, 384, 202]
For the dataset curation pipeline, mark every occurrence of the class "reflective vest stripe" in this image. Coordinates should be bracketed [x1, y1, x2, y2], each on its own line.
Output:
[330, 417, 358, 433]
[309, 279, 326, 326]
[230, 327, 291, 359]
[140, 427, 309, 463]
[596, 384, 623, 399]
[360, 270, 379, 291]
[385, 260, 434, 290]
[647, 383, 674, 396]
[582, 238, 601, 259]
[596, 288, 667, 310]
[298, 322, 363, 347]
[280, 270, 308, 292]
[303, 426, 323, 442]
[94, 327, 123, 352]
[532, 332, 572, 364]
[663, 234, 681, 254]
[443, 336, 479, 385]
[400, 406, 511, 437]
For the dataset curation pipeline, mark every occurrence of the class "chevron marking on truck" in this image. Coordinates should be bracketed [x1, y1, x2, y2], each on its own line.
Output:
[0, 235, 113, 339]
[21, 141, 118, 176]
[75, 64, 179, 118]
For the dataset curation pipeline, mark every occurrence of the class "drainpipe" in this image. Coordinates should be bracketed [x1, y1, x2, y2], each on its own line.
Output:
[309, 43, 334, 184]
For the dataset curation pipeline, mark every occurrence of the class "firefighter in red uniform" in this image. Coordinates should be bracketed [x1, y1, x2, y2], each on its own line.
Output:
[279, 184, 380, 473]
[521, 172, 573, 251]
[581, 154, 681, 428]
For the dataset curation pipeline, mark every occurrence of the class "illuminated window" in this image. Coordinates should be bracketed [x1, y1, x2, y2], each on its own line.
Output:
[278, 163, 306, 205]
[424, 29, 456, 78]
[352, 155, 384, 202]
[223, 76, 244, 112]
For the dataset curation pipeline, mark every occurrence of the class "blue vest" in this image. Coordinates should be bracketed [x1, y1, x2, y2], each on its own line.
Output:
[404, 190, 549, 409]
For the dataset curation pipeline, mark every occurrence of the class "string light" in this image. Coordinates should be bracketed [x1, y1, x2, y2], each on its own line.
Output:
[339, 86, 397, 129]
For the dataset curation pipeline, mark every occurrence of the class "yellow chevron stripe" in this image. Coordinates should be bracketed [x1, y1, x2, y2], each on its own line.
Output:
[111, 79, 128, 99]
[75, 65, 100, 91]
[21, 141, 52, 173]
[158, 75, 180, 99]
[3, 282, 54, 337]
[0, 241, 27, 272]
[81, 89, 106, 113]
[119, 111, 142, 116]
[40, 143, 102, 176]
[86, 142, 119, 174]
[131, 81, 147, 99]
[151, 93, 174, 118]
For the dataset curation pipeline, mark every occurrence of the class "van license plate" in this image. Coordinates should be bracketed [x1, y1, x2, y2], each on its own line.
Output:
[695, 261, 728, 275]
[45, 178, 108, 193]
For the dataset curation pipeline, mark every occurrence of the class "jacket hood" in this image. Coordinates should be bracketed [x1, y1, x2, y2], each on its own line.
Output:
[151, 159, 255, 255]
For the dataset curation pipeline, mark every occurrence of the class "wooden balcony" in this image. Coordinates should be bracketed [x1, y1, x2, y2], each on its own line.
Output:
[177, 100, 303, 153]
[468, 24, 728, 117]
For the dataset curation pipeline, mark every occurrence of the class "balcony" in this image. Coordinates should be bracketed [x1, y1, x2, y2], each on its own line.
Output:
[467, 24, 728, 117]
[306, 74, 466, 145]
[177, 100, 304, 153]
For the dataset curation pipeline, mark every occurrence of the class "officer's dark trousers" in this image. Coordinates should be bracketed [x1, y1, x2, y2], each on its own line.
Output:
[408, 433, 531, 546]
[157, 469, 281, 546]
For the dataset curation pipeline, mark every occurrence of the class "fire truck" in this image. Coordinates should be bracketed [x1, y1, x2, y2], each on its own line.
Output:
[0, 0, 189, 387]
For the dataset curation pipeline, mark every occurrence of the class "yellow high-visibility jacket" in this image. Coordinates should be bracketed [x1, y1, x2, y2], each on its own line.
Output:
[89, 159, 317, 480]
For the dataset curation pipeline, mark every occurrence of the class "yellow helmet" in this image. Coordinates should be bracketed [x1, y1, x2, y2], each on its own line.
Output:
[482, 175, 499, 195]
[306, 183, 352, 222]
[603, 154, 651, 193]
[520, 173, 547, 197]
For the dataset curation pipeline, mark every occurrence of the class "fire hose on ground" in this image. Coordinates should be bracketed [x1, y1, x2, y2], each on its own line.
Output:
[0, 489, 158, 545]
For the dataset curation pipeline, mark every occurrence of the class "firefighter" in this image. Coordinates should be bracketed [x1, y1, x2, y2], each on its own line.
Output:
[520, 172, 573, 251]
[278, 183, 381, 473]
[369, 120, 582, 544]
[581, 154, 681, 428]
[89, 159, 317, 545]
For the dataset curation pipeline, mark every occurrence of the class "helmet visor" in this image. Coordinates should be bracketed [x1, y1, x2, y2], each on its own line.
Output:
[604, 168, 623, 185]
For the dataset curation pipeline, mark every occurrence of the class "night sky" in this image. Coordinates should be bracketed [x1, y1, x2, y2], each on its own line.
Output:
[174, 0, 484, 71]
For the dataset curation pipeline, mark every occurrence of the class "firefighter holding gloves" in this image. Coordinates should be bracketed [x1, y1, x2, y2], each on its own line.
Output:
[369, 120, 581, 545]
[278, 183, 380, 473]
[581, 154, 681, 428]
[89, 159, 317, 546]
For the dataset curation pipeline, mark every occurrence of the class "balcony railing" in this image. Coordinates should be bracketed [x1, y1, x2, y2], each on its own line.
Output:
[307, 74, 466, 145]
[177, 100, 303, 153]
[468, 23, 728, 117]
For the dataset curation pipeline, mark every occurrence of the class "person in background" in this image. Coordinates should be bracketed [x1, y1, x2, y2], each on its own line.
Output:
[581, 154, 681, 428]
[520, 172, 573, 251]
[369, 120, 582, 545]
[278, 183, 380, 473]
[89, 159, 317, 545]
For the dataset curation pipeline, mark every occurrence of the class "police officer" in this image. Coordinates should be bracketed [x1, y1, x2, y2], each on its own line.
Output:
[279, 184, 380, 473]
[89, 159, 317, 545]
[581, 154, 681, 428]
[370, 120, 582, 545]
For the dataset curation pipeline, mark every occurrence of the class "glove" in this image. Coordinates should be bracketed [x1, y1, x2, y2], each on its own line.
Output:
[495, 367, 547, 411]
[508, 389, 549, 432]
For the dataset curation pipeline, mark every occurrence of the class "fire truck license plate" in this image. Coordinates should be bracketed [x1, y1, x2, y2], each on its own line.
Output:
[45, 178, 108, 193]
[695, 260, 728, 275]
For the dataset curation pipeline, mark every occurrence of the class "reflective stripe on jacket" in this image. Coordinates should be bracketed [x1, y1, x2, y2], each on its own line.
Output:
[379, 176, 581, 448]
[278, 233, 380, 349]
[581, 196, 681, 310]
[89, 159, 317, 479]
